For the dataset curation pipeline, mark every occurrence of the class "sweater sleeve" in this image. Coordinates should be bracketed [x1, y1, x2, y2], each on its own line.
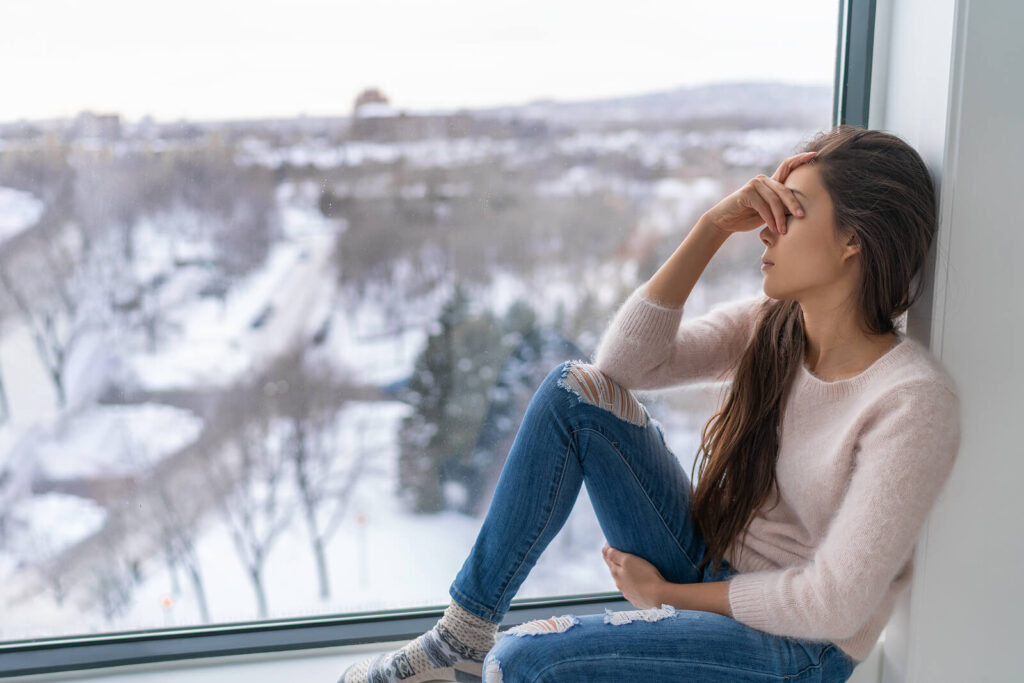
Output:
[726, 382, 962, 642]
[591, 284, 768, 390]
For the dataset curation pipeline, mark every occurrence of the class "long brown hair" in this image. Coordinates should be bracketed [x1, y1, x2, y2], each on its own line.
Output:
[689, 125, 938, 575]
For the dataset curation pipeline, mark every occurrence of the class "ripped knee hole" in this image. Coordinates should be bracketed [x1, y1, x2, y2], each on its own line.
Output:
[557, 362, 648, 427]
[505, 614, 580, 637]
[603, 603, 677, 625]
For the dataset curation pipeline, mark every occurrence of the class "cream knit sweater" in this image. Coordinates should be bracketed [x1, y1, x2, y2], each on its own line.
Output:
[591, 284, 962, 663]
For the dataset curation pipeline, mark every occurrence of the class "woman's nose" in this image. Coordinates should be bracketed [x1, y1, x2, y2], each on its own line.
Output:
[760, 226, 775, 246]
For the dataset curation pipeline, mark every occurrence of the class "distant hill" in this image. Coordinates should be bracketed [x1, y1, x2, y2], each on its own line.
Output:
[437, 81, 833, 128]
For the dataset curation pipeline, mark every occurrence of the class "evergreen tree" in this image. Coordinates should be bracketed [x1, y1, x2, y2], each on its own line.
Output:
[461, 299, 586, 515]
[398, 283, 591, 515]
[397, 282, 504, 513]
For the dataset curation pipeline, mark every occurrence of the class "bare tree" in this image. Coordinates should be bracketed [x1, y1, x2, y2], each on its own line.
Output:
[0, 224, 111, 409]
[202, 381, 294, 619]
[265, 350, 369, 600]
[121, 433, 212, 623]
[150, 478, 211, 623]
[7, 511, 69, 607]
[86, 518, 138, 625]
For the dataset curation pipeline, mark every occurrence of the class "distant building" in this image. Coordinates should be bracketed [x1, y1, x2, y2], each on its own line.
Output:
[352, 88, 396, 118]
[347, 87, 544, 142]
[0, 120, 44, 142]
[73, 111, 122, 141]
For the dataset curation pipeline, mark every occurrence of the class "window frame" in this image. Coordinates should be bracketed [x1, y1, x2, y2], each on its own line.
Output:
[834, 0, 877, 127]
[0, 0, 875, 676]
[0, 595, 634, 677]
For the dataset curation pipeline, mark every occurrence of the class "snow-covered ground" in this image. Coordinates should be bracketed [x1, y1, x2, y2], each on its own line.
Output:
[0, 186, 44, 243]
[35, 403, 203, 480]
[126, 231, 327, 391]
[234, 125, 813, 176]
[236, 135, 521, 171]
[0, 492, 106, 578]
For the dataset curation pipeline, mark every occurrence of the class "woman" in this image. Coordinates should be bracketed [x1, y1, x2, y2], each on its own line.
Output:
[338, 125, 961, 682]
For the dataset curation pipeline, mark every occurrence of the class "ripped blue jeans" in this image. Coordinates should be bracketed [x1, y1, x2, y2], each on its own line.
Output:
[449, 361, 860, 682]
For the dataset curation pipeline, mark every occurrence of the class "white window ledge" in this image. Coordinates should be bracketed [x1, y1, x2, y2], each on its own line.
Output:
[7, 634, 884, 683]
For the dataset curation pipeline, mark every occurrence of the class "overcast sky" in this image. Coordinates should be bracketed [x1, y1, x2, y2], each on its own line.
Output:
[1, 0, 838, 123]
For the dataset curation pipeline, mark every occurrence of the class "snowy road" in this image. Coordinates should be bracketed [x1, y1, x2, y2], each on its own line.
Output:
[242, 230, 337, 365]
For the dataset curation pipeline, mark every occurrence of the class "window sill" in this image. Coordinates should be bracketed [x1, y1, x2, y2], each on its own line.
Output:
[0, 594, 632, 680]
[5, 619, 885, 683]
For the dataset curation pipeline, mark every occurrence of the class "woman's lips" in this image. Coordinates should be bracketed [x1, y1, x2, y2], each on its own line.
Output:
[761, 261, 774, 270]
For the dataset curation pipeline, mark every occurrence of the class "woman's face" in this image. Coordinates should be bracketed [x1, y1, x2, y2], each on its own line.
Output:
[759, 163, 860, 302]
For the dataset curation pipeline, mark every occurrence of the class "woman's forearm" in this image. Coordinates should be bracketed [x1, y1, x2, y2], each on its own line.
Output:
[643, 213, 730, 308]
[657, 579, 733, 618]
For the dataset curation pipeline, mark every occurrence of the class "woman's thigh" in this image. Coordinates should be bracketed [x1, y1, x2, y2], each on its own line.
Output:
[485, 606, 856, 683]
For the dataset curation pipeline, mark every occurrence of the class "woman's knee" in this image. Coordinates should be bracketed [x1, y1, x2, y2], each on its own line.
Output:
[484, 617, 580, 683]
[551, 360, 649, 427]
[483, 636, 518, 683]
[482, 650, 505, 683]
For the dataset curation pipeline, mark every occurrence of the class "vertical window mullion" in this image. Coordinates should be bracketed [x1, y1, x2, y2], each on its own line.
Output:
[834, 0, 877, 127]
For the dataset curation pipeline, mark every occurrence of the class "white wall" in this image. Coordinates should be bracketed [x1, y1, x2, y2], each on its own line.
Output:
[871, 0, 1024, 680]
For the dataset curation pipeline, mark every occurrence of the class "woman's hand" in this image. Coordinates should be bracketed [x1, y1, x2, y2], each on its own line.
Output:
[703, 150, 817, 235]
[602, 542, 667, 610]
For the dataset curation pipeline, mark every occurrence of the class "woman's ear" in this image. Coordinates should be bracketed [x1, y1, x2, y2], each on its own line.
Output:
[841, 231, 861, 261]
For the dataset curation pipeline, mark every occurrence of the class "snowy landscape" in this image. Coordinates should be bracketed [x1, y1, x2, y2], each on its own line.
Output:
[0, 82, 830, 641]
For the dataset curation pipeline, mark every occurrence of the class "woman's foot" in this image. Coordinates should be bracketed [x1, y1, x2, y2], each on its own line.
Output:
[338, 599, 499, 682]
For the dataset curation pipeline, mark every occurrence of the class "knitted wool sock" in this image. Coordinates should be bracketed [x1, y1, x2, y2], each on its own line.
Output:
[338, 598, 500, 683]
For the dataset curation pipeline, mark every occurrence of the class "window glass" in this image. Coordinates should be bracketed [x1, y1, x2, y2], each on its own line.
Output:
[0, 0, 838, 640]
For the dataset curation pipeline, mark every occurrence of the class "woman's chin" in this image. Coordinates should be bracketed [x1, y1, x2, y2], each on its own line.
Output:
[761, 280, 783, 300]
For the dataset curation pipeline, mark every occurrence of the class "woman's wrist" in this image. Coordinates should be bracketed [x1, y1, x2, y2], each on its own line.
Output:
[657, 580, 733, 618]
[643, 214, 730, 308]
[696, 211, 732, 241]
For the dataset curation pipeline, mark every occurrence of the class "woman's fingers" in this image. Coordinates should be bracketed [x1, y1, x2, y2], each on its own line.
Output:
[773, 150, 817, 181]
[705, 151, 813, 234]
[752, 176, 789, 233]
[746, 189, 778, 233]
[762, 175, 805, 224]
[772, 150, 817, 183]
[603, 543, 620, 569]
